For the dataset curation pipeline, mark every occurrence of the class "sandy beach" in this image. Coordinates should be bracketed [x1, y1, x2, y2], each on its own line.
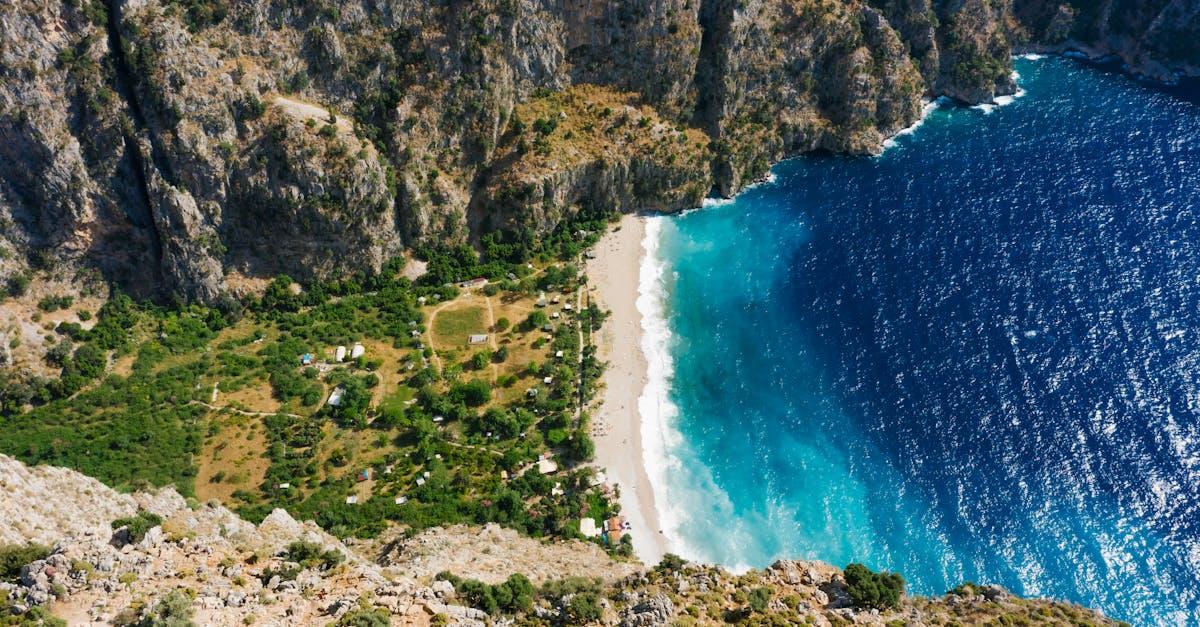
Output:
[587, 214, 668, 566]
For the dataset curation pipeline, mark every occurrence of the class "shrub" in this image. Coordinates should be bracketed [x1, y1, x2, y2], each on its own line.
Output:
[449, 573, 534, 615]
[656, 553, 686, 572]
[844, 563, 905, 610]
[111, 511, 163, 543]
[747, 586, 771, 612]
[566, 592, 602, 622]
[332, 608, 391, 627]
[142, 588, 194, 626]
[283, 540, 344, 570]
[0, 543, 50, 583]
[37, 295, 74, 312]
[6, 273, 31, 298]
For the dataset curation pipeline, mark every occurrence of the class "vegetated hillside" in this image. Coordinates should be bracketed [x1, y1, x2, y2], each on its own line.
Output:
[0, 454, 1126, 626]
[3, 0, 1190, 304]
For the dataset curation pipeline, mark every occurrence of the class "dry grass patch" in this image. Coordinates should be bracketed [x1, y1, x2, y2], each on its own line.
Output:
[195, 413, 269, 503]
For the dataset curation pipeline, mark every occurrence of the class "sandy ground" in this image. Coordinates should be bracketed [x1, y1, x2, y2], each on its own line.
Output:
[588, 215, 667, 566]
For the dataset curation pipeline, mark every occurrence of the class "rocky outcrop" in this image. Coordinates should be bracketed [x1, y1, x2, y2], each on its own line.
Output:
[694, 0, 928, 194]
[1013, 0, 1200, 81]
[0, 456, 1126, 626]
[0, 0, 161, 297]
[0, 454, 484, 625]
[373, 522, 642, 585]
[0, 0, 1191, 302]
[475, 84, 712, 230]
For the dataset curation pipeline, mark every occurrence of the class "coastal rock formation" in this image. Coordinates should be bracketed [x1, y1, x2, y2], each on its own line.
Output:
[694, 0, 929, 194]
[1013, 0, 1200, 81]
[0, 455, 1125, 625]
[0, 0, 1191, 302]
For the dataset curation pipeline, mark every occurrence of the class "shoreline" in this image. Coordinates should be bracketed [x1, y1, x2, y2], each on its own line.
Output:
[587, 214, 668, 566]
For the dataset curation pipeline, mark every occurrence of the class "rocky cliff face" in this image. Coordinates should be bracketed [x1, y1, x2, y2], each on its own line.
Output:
[0, 0, 1190, 302]
[1013, 0, 1200, 81]
[0, 455, 1123, 626]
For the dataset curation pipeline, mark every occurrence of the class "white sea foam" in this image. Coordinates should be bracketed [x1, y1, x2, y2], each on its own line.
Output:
[700, 196, 736, 209]
[1019, 53, 1047, 61]
[882, 98, 943, 151]
[697, 172, 779, 210]
[635, 218, 752, 565]
[636, 217, 693, 559]
[973, 72, 1027, 114]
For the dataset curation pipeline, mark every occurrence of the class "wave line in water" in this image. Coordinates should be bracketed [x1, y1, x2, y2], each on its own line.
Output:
[636, 217, 690, 559]
[882, 98, 945, 151]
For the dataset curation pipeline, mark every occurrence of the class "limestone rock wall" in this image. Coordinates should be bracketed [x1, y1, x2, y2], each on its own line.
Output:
[1013, 0, 1200, 81]
[0, 0, 1190, 302]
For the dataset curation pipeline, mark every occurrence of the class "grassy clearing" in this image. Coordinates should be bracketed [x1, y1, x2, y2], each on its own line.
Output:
[432, 304, 488, 348]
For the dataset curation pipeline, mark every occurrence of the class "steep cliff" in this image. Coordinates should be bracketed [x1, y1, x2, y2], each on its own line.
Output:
[0, 0, 1191, 302]
[1013, 0, 1200, 81]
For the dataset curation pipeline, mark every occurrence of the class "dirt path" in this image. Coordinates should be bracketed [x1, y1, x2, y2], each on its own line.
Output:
[445, 439, 503, 457]
[573, 281, 588, 426]
[187, 400, 301, 420]
[483, 295, 499, 383]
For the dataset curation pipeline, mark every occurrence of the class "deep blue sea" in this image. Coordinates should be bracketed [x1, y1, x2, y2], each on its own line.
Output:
[642, 56, 1200, 625]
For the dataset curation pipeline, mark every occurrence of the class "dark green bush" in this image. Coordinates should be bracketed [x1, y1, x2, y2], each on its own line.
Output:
[450, 573, 534, 615]
[111, 511, 163, 543]
[0, 543, 50, 583]
[844, 562, 905, 610]
[283, 540, 344, 570]
[748, 586, 772, 612]
[331, 608, 391, 627]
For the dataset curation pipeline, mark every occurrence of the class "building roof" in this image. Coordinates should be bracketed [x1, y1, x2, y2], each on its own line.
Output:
[468, 334, 489, 344]
[580, 518, 600, 538]
[327, 387, 345, 407]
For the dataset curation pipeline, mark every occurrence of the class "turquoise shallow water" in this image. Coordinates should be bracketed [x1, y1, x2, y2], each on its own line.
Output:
[644, 57, 1200, 625]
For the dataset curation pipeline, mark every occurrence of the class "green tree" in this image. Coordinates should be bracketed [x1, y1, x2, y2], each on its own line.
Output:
[450, 379, 491, 407]
[520, 310, 548, 331]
